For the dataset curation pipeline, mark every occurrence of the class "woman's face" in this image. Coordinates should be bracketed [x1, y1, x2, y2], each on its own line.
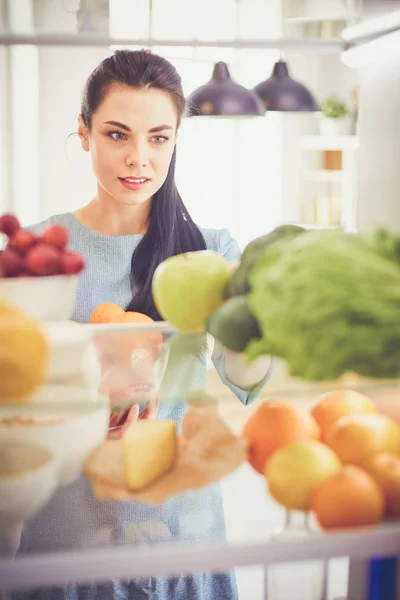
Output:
[79, 84, 178, 206]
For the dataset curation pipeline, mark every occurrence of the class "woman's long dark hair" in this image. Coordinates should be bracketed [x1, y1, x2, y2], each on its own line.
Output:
[81, 49, 206, 319]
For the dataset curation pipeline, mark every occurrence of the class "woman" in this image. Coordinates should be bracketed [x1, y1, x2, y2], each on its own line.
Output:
[18, 49, 271, 600]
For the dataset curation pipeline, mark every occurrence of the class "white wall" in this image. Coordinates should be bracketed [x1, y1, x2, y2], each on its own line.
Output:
[176, 113, 284, 250]
[0, 0, 10, 216]
[3, 0, 41, 226]
[38, 46, 107, 219]
[357, 49, 400, 230]
[35, 0, 107, 221]
[353, 0, 400, 231]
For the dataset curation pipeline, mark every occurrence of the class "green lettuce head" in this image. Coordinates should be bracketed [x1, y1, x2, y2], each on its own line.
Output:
[246, 229, 400, 381]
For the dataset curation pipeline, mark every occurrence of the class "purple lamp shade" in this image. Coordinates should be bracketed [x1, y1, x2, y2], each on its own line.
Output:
[253, 61, 319, 112]
[188, 62, 265, 117]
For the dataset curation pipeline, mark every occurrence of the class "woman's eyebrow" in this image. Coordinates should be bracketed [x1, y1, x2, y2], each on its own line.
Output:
[103, 121, 173, 133]
[148, 124, 173, 133]
[104, 120, 130, 131]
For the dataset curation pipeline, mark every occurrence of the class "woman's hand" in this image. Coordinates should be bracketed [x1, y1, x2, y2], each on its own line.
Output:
[107, 393, 160, 440]
[223, 347, 271, 390]
[107, 404, 140, 440]
[139, 393, 160, 420]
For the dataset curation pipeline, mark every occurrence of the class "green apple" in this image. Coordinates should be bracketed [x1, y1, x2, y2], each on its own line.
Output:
[152, 250, 232, 333]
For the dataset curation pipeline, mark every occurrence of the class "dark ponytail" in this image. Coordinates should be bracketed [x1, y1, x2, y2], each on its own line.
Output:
[126, 148, 206, 319]
[81, 49, 206, 319]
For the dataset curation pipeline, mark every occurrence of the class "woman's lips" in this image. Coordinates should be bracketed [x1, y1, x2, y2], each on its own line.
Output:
[119, 177, 150, 191]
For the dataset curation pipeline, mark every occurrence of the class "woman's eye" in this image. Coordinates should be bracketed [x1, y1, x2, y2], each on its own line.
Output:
[108, 131, 127, 141]
[151, 136, 168, 144]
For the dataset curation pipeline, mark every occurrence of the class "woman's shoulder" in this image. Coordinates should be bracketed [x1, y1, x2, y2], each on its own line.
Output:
[28, 212, 73, 233]
[200, 227, 241, 263]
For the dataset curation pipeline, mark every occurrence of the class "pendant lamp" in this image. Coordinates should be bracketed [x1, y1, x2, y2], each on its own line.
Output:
[253, 60, 319, 112]
[188, 62, 264, 117]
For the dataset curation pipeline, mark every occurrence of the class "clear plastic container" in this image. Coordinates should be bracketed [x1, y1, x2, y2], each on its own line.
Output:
[86, 322, 172, 433]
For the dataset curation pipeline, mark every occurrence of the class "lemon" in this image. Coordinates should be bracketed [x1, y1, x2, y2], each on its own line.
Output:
[0, 302, 49, 402]
[265, 440, 341, 511]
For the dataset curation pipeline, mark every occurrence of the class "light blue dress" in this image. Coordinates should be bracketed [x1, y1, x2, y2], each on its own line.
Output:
[16, 213, 269, 600]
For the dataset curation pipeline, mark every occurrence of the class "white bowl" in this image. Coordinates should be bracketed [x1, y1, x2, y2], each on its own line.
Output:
[0, 274, 78, 321]
[0, 441, 57, 527]
[0, 385, 109, 485]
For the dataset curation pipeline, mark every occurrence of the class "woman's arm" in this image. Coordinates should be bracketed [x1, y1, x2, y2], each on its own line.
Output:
[212, 341, 273, 406]
[223, 347, 272, 390]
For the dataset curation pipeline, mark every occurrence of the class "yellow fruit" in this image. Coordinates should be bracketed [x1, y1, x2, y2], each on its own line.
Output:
[326, 414, 400, 465]
[0, 302, 48, 401]
[265, 440, 341, 511]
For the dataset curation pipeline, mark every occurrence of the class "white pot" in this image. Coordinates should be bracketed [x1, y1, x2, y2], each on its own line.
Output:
[319, 116, 353, 136]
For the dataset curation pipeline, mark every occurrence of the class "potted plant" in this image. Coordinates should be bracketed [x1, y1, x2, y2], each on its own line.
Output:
[319, 97, 353, 136]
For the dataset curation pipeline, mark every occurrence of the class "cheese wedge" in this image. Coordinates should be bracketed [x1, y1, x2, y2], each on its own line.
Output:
[123, 419, 177, 490]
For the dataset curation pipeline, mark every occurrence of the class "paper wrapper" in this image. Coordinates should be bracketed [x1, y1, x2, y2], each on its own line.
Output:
[83, 405, 247, 505]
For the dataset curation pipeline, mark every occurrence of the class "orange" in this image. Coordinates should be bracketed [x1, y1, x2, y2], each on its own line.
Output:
[242, 400, 320, 474]
[123, 312, 155, 325]
[310, 390, 378, 442]
[120, 311, 163, 349]
[312, 465, 384, 530]
[90, 302, 124, 324]
[90, 305, 163, 365]
[90, 304, 162, 346]
[362, 453, 400, 518]
[265, 440, 341, 511]
[326, 413, 400, 466]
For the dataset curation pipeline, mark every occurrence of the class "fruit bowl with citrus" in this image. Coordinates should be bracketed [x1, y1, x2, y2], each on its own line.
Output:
[242, 388, 400, 532]
[0, 213, 85, 321]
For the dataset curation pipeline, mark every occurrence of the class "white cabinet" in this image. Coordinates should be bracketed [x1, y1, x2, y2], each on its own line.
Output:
[297, 135, 359, 230]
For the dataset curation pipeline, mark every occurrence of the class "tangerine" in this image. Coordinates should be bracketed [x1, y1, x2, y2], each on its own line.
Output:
[242, 400, 320, 474]
[312, 465, 384, 530]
